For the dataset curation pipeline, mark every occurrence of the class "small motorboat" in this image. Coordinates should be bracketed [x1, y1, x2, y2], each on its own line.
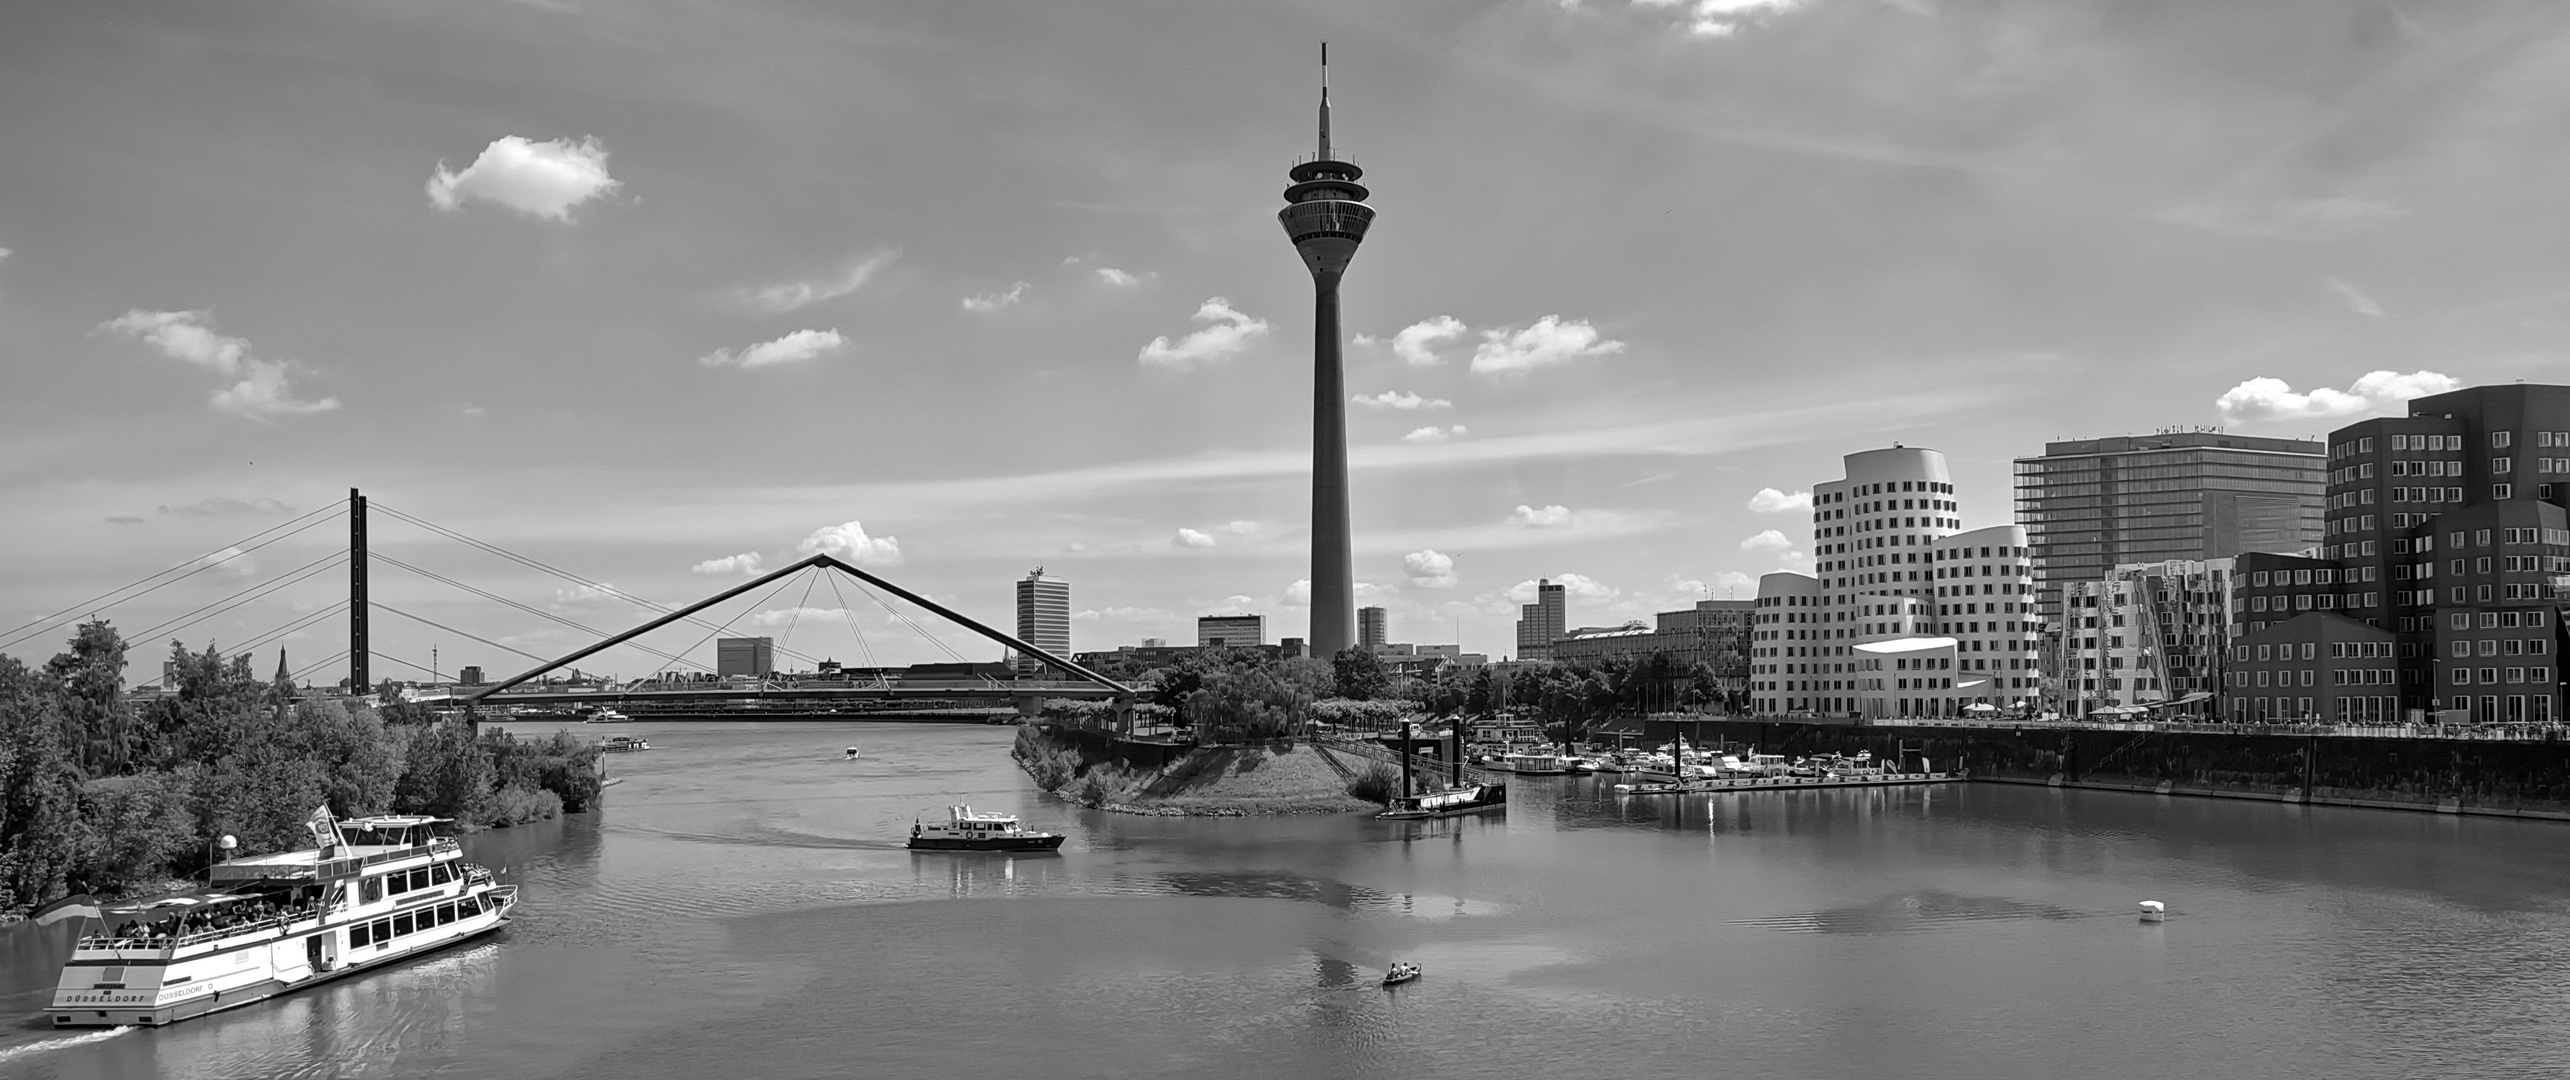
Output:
[907, 806, 1066, 852]
[2138, 900, 2166, 923]
[843, 746, 861, 760]
[598, 735, 650, 753]
[1382, 961, 1422, 987]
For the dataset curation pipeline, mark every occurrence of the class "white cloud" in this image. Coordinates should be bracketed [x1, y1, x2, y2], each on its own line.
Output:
[2160, 196, 2407, 242]
[1352, 390, 1452, 410]
[961, 282, 1029, 313]
[100, 309, 340, 420]
[1139, 297, 1269, 368]
[0, 247, 11, 262]
[797, 519, 902, 565]
[1216, 520, 1259, 535]
[159, 497, 292, 516]
[746, 605, 855, 629]
[1509, 504, 1574, 528]
[1710, 570, 1758, 594]
[1403, 549, 1457, 588]
[1173, 528, 1217, 548]
[424, 135, 620, 221]
[1503, 574, 1619, 604]
[1401, 425, 1468, 443]
[1095, 268, 1140, 287]
[1746, 487, 1813, 514]
[1389, 315, 1467, 366]
[1072, 605, 1172, 623]
[1282, 580, 1311, 606]
[729, 250, 900, 314]
[2326, 278, 2386, 319]
[548, 582, 624, 610]
[1632, 0, 1805, 37]
[690, 552, 765, 576]
[1469, 316, 1625, 374]
[1739, 529, 1792, 552]
[198, 546, 256, 581]
[2214, 370, 2459, 425]
[698, 328, 847, 370]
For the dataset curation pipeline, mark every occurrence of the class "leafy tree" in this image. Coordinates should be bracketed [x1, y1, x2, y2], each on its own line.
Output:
[1187, 667, 1313, 743]
[1465, 668, 1496, 717]
[1332, 647, 1388, 701]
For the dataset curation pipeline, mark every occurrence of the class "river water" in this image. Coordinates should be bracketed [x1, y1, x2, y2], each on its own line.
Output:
[3, 720, 2567, 1079]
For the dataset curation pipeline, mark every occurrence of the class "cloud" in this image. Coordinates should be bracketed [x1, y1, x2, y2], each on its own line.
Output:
[1403, 549, 1456, 588]
[690, 552, 765, 576]
[2159, 196, 2407, 242]
[105, 515, 144, 525]
[729, 250, 900, 314]
[1095, 268, 1140, 287]
[1072, 606, 1173, 623]
[1139, 297, 1269, 368]
[2214, 370, 2460, 425]
[1389, 316, 1467, 366]
[1739, 529, 1792, 552]
[0, 247, 11, 262]
[1469, 316, 1625, 374]
[100, 309, 340, 420]
[1216, 520, 1259, 535]
[1502, 574, 1618, 604]
[1746, 488, 1812, 514]
[797, 519, 902, 565]
[1173, 528, 1217, 548]
[745, 605, 856, 629]
[698, 328, 847, 370]
[2326, 278, 2386, 319]
[424, 135, 619, 220]
[1352, 390, 1452, 410]
[1710, 570, 1757, 594]
[960, 282, 1029, 313]
[1401, 425, 1468, 443]
[1283, 580, 1311, 606]
[1509, 504, 1574, 528]
[199, 547, 256, 581]
[1629, 0, 1805, 38]
[159, 497, 292, 516]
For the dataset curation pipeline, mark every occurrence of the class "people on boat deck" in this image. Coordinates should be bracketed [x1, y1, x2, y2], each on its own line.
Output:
[106, 896, 326, 944]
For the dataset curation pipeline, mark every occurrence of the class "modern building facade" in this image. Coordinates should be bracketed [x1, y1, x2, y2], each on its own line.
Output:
[1513, 579, 1566, 660]
[2056, 558, 2235, 717]
[1279, 48, 1374, 659]
[716, 637, 774, 678]
[1197, 615, 1267, 649]
[2014, 433, 2325, 622]
[2225, 612, 2399, 724]
[1357, 606, 1387, 651]
[1013, 568, 1071, 676]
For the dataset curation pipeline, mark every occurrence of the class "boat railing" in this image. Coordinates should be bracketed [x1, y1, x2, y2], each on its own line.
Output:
[315, 838, 459, 880]
[78, 904, 326, 952]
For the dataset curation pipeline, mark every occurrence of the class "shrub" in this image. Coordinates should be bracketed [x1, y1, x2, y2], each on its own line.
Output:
[1346, 762, 1400, 804]
[1011, 726, 1080, 792]
[485, 784, 563, 827]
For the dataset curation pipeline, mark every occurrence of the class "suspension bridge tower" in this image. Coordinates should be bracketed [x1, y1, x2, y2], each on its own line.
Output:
[1278, 43, 1375, 659]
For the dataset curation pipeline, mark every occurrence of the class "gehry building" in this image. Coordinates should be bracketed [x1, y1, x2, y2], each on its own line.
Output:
[1751, 446, 2042, 719]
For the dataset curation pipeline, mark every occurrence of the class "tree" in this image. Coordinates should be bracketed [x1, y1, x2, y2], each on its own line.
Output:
[1186, 667, 1313, 743]
[1465, 668, 1496, 717]
[1332, 647, 1388, 701]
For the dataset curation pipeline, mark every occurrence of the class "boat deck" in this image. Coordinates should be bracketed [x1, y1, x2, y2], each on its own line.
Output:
[1613, 770, 1966, 795]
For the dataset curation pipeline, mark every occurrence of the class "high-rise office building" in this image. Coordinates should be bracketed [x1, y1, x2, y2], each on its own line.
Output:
[717, 637, 774, 678]
[1357, 606, 1387, 650]
[1014, 568, 1071, 676]
[1279, 47, 1375, 659]
[1753, 446, 2040, 718]
[1197, 615, 1267, 649]
[2014, 433, 2325, 621]
[1513, 579, 1565, 660]
[459, 665, 484, 687]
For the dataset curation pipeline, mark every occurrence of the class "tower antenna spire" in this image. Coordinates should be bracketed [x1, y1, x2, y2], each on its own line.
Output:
[1318, 42, 1332, 161]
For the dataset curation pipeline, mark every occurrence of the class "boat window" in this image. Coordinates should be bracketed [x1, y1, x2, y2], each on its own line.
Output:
[459, 896, 479, 917]
[394, 913, 414, 936]
[361, 877, 383, 904]
[351, 923, 372, 947]
[430, 864, 450, 885]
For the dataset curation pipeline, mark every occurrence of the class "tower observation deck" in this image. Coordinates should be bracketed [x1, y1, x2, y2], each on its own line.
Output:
[1279, 43, 1375, 659]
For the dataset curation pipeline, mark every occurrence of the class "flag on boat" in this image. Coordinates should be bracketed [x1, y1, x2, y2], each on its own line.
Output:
[305, 804, 345, 851]
[31, 894, 102, 926]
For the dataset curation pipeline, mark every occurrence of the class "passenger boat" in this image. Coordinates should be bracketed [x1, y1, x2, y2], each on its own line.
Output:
[1502, 752, 1567, 775]
[582, 708, 631, 724]
[598, 735, 650, 753]
[44, 810, 517, 1029]
[1377, 781, 1508, 820]
[1382, 961, 1421, 987]
[906, 806, 1065, 852]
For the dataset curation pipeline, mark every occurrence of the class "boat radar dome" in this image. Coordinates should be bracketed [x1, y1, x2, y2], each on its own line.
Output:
[2138, 900, 2166, 922]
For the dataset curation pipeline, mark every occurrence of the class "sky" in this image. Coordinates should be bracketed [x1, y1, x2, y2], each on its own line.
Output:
[7, 0, 2570, 682]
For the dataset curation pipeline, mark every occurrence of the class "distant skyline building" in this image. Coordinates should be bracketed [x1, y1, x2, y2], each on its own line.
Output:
[1014, 568, 1071, 676]
[1279, 44, 1375, 660]
[716, 636, 774, 678]
[459, 665, 484, 687]
[1357, 606, 1387, 650]
[2014, 433, 2324, 621]
[1198, 614, 1267, 649]
[1514, 579, 1565, 660]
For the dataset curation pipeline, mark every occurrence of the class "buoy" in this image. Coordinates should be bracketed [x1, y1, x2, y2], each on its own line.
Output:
[2137, 900, 2166, 923]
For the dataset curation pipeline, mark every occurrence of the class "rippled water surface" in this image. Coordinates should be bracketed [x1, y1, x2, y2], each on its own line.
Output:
[6, 721, 2570, 1079]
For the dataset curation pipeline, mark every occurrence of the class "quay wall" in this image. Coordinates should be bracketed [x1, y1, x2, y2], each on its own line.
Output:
[1636, 719, 2570, 822]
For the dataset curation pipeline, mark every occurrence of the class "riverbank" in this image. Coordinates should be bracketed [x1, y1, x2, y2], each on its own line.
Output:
[1012, 726, 1379, 815]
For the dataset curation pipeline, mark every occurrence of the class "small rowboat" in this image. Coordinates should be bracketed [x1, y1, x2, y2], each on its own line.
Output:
[1382, 962, 1421, 987]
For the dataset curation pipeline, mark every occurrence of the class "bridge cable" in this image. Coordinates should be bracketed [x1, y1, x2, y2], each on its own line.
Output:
[229, 600, 351, 663]
[370, 502, 836, 669]
[371, 603, 558, 667]
[369, 552, 713, 674]
[773, 569, 820, 663]
[290, 649, 352, 683]
[822, 573, 882, 677]
[367, 649, 440, 680]
[648, 570, 811, 680]
[0, 506, 345, 650]
[841, 577, 980, 673]
[107, 553, 350, 654]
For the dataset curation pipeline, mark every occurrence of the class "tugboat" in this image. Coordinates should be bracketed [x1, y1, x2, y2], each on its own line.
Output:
[43, 809, 517, 1029]
[1382, 961, 1422, 987]
[905, 806, 1066, 852]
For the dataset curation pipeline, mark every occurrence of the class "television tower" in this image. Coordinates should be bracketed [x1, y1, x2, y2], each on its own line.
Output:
[1278, 43, 1375, 659]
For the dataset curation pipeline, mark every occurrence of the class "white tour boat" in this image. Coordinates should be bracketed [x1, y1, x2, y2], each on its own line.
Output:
[906, 806, 1065, 852]
[44, 810, 517, 1029]
[583, 707, 632, 724]
[598, 735, 650, 753]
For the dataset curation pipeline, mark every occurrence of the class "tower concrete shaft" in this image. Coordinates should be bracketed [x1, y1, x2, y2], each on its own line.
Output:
[1279, 45, 1374, 659]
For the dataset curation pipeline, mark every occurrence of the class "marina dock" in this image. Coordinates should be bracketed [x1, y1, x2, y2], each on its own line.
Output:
[1613, 770, 1967, 796]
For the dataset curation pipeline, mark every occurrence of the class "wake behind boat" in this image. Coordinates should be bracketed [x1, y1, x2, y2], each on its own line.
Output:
[44, 809, 517, 1029]
[906, 806, 1065, 852]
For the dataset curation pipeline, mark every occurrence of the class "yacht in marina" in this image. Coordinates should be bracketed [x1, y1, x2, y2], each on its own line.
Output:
[45, 810, 518, 1029]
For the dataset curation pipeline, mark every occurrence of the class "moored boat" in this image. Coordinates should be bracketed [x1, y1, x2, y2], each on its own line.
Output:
[599, 735, 650, 753]
[1502, 752, 1567, 775]
[1377, 781, 1508, 820]
[45, 810, 517, 1029]
[583, 707, 631, 724]
[907, 806, 1065, 852]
